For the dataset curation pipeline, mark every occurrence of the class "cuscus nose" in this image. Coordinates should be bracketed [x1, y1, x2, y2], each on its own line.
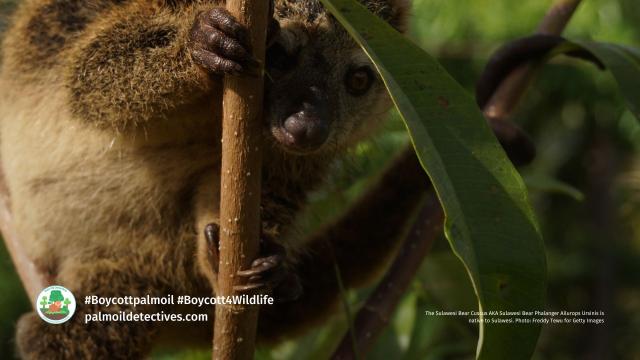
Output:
[282, 108, 330, 151]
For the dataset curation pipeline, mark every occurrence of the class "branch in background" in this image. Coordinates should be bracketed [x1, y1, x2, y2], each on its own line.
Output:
[331, 0, 583, 359]
[483, 0, 583, 121]
[536, 0, 583, 36]
[213, 0, 270, 359]
[331, 193, 443, 360]
[584, 135, 616, 360]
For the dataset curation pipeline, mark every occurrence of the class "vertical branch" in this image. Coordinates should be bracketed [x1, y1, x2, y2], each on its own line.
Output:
[213, 0, 270, 359]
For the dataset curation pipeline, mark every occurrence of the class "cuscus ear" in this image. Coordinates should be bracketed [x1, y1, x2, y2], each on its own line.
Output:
[360, 0, 412, 32]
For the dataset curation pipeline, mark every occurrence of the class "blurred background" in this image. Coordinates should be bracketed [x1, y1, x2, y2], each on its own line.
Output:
[1, 0, 639, 359]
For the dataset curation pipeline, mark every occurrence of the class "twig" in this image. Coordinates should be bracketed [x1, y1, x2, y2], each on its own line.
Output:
[213, 0, 270, 359]
[331, 0, 583, 358]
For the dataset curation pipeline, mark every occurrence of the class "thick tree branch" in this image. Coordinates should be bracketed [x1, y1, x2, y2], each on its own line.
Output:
[213, 0, 270, 359]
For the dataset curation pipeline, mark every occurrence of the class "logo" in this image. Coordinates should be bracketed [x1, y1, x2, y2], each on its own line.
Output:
[35, 285, 76, 324]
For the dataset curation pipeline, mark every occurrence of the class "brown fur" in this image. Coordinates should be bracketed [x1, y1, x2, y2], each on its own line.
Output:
[0, 0, 420, 358]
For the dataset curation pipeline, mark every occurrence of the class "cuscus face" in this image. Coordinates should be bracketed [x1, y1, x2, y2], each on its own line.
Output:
[264, 0, 410, 155]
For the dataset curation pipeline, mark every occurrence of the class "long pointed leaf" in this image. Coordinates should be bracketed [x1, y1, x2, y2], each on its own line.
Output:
[572, 41, 640, 119]
[319, 0, 547, 358]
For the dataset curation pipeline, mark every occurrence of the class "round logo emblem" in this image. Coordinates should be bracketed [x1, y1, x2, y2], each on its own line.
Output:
[35, 285, 76, 324]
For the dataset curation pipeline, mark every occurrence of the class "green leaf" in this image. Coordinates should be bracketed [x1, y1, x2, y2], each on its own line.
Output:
[550, 41, 640, 120]
[319, 0, 546, 358]
[523, 174, 585, 201]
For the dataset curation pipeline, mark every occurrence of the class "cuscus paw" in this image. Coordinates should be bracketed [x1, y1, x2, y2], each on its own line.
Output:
[189, 8, 260, 76]
[203, 223, 302, 302]
[234, 239, 302, 302]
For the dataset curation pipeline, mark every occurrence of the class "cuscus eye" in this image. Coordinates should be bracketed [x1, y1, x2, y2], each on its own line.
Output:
[345, 66, 374, 96]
